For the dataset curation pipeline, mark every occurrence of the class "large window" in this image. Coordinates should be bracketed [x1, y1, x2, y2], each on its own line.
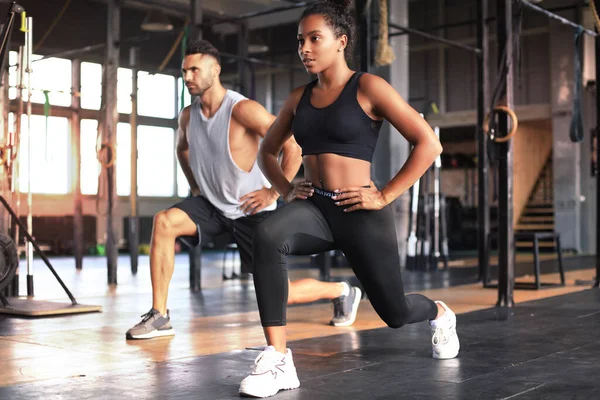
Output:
[177, 163, 189, 198]
[81, 62, 135, 113]
[16, 115, 69, 194]
[137, 125, 175, 197]
[81, 62, 102, 110]
[8, 51, 17, 100]
[80, 121, 176, 197]
[8, 52, 71, 107]
[138, 72, 176, 119]
[31, 56, 72, 107]
[7, 55, 182, 198]
[80, 119, 101, 195]
[177, 77, 192, 113]
[117, 68, 133, 114]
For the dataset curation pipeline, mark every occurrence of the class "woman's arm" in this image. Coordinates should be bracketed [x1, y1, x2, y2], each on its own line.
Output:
[258, 86, 309, 200]
[364, 74, 442, 205]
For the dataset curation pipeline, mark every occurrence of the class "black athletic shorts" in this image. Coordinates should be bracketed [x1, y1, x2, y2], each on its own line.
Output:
[173, 196, 273, 273]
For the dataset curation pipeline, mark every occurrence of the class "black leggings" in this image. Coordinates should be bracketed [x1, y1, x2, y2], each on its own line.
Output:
[252, 188, 438, 327]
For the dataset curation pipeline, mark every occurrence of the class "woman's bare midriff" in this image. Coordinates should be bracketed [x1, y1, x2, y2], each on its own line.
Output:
[302, 153, 372, 191]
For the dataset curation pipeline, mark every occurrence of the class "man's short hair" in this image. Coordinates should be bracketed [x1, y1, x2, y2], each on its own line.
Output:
[185, 39, 221, 64]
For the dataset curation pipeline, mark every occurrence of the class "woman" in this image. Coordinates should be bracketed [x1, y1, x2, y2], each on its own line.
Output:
[239, 1, 459, 397]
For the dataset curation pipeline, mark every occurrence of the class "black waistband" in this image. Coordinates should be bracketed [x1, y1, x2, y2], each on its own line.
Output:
[313, 187, 336, 198]
[313, 186, 371, 198]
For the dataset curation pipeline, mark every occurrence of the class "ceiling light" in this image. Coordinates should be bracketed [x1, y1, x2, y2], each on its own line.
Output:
[141, 10, 173, 32]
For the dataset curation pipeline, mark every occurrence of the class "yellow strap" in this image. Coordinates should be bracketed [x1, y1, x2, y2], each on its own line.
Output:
[20, 12, 27, 32]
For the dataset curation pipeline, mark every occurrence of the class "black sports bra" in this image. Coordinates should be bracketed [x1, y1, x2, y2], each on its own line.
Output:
[292, 72, 383, 163]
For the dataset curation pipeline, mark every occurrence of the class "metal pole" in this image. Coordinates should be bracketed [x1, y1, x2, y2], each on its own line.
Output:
[496, 0, 515, 307]
[380, 4, 585, 37]
[433, 126, 442, 269]
[406, 176, 420, 270]
[189, 0, 203, 41]
[437, 0, 446, 114]
[10, 46, 24, 297]
[129, 47, 139, 275]
[1, 59, 8, 237]
[0, 195, 77, 304]
[204, 2, 316, 27]
[518, 0, 597, 37]
[477, 0, 490, 283]
[421, 168, 431, 270]
[594, 25, 600, 287]
[25, 16, 33, 297]
[388, 22, 481, 54]
[188, 0, 202, 292]
[238, 21, 250, 97]
[72, 59, 83, 270]
[104, 0, 120, 285]
[356, 0, 371, 72]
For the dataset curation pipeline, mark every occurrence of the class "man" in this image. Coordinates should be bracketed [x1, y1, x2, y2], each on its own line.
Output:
[126, 40, 361, 340]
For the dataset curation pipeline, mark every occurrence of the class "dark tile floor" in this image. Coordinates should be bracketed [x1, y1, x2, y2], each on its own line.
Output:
[1, 287, 598, 399]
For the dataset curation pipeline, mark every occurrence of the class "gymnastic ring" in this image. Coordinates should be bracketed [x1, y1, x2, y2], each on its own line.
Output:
[483, 105, 518, 143]
[0, 146, 10, 167]
[97, 142, 116, 169]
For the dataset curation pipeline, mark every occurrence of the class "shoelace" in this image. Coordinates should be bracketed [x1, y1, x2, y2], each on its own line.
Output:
[252, 351, 283, 374]
[332, 296, 347, 318]
[138, 309, 157, 324]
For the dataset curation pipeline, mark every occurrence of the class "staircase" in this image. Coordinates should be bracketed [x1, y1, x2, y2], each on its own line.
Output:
[515, 155, 556, 252]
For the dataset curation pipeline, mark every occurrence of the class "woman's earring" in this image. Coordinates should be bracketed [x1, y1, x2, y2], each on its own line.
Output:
[338, 48, 342, 52]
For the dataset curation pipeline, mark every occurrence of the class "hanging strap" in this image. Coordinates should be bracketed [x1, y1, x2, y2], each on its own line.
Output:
[375, 0, 395, 66]
[180, 25, 190, 111]
[43, 90, 52, 162]
[569, 27, 585, 143]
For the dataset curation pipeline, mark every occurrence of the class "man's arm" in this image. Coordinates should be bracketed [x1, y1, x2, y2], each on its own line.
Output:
[176, 106, 201, 196]
[234, 99, 303, 188]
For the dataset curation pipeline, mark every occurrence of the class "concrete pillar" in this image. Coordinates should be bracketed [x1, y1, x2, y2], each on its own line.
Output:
[549, 9, 581, 252]
[371, 0, 410, 266]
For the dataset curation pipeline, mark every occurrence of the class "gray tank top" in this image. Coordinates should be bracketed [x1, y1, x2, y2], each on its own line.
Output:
[187, 90, 275, 220]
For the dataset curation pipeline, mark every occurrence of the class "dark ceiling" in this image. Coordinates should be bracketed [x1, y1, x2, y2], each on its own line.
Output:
[2, 0, 307, 75]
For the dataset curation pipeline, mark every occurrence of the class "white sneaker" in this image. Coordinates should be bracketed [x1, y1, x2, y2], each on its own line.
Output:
[429, 301, 460, 359]
[239, 346, 300, 398]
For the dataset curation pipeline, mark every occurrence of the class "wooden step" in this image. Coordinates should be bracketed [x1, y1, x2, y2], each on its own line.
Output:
[515, 224, 555, 231]
[529, 199, 554, 204]
[516, 241, 556, 248]
[530, 195, 553, 200]
[519, 216, 554, 223]
[524, 207, 554, 214]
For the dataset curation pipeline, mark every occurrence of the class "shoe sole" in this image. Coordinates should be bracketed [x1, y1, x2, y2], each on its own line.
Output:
[433, 346, 460, 359]
[332, 287, 362, 327]
[126, 328, 175, 340]
[239, 379, 300, 398]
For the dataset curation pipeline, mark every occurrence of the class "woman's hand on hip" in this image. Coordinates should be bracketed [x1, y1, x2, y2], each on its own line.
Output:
[332, 181, 387, 212]
[283, 180, 314, 203]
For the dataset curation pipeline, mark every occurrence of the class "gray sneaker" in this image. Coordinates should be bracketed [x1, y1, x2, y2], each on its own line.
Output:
[330, 286, 362, 327]
[126, 308, 174, 340]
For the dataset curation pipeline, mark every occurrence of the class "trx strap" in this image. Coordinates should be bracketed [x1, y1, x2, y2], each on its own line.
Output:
[43, 90, 51, 161]
[569, 27, 584, 143]
[180, 25, 190, 111]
